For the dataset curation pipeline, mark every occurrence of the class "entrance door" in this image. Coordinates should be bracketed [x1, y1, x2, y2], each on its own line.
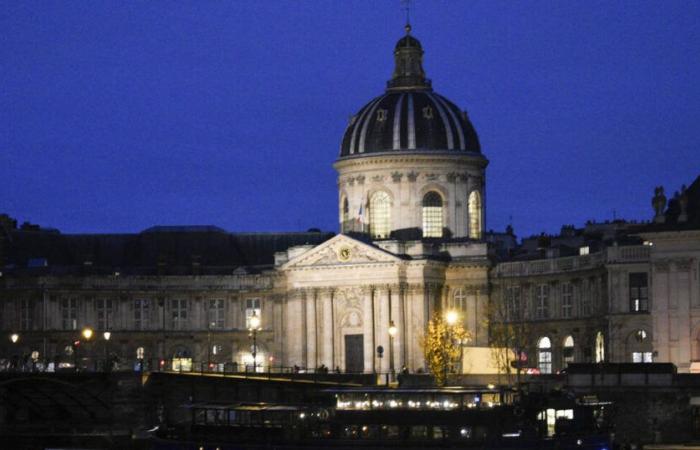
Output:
[345, 334, 364, 373]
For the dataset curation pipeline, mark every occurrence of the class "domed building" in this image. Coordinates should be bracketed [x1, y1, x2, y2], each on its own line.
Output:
[336, 26, 487, 241]
[277, 27, 492, 373]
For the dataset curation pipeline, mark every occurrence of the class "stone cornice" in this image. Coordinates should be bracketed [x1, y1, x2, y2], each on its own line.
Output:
[334, 151, 488, 171]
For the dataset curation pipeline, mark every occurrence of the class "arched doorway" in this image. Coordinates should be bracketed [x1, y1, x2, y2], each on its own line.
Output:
[538, 337, 552, 374]
[562, 335, 575, 368]
[626, 329, 653, 363]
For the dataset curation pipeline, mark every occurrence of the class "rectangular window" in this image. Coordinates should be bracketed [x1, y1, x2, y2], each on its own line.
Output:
[171, 299, 188, 330]
[580, 281, 591, 317]
[95, 298, 113, 330]
[561, 283, 573, 319]
[134, 299, 150, 330]
[61, 298, 78, 330]
[20, 299, 33, 330]
[629, 273, 649, 312]
[505, 286, 521, 320]
[579, 246, 590, 256]
[535, 285, 549, 319]
[245, 298, 261, 328]
[208, 299, 225, 329]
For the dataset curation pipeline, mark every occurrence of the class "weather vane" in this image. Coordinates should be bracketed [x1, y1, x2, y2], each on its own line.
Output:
[401, 0, 412, 33]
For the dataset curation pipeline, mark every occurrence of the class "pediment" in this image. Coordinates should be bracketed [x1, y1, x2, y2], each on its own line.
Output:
[281, 234, 401, 269]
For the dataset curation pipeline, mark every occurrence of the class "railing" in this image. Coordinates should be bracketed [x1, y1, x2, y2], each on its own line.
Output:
[605, 245, 650, 263]
[0, 358, 374, 383]
[495, 252, 605, 277]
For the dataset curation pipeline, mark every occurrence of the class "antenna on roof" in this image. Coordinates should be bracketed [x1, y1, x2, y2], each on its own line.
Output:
[401, 0, 412, 33]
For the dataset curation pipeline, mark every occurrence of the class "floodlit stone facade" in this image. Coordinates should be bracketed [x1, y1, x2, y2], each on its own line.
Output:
[0, 28, 698, 378]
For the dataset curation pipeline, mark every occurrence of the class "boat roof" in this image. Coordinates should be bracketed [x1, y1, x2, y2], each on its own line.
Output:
[185, 402, 302, 411]
[324, 386, 509, 395]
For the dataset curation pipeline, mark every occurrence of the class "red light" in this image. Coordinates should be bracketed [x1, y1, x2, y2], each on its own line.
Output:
[74, 340, 81, 347]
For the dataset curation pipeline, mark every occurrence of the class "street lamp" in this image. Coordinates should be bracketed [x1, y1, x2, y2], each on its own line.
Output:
[445, 310, 458, 326]
[10, 333, 19, 344]
[388, 321, 397, 378]
[103, 331, 111, 372]
[81, 328, 93, 371]
[207, 321, 216, 370]
[444, 310, 459, 382]
[248, 313, 261, 372]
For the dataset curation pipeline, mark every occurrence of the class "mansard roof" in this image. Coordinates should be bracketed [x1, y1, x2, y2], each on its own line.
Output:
[0, 226, 334, 276]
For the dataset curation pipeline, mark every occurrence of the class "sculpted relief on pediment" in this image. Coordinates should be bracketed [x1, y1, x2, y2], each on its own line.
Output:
[286, 236, 398, 268]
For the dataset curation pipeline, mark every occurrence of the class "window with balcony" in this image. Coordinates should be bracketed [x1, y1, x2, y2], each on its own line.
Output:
[208, 299, 225, 329]
[134, 299, 150, 330]
[171, 299, 188, 330]
[96, 298, 113, 330]
[535, 285, 549, 319]
[561, 283, 573, 318]
[61, 298, 78, 330]
[629, 273, 649, 312]
[245, 298, 261, 329]
[505, 286, 521, 320]
[20, 299, 33, 331]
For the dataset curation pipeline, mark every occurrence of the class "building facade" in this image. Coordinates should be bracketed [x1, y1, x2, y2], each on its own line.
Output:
[1, 29, 699, 377]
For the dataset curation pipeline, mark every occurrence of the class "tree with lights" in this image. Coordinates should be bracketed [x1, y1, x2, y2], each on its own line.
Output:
[422, 311, 471, 386]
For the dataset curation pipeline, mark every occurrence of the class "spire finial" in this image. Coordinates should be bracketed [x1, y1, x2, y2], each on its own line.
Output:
[402, 0, 412, 33]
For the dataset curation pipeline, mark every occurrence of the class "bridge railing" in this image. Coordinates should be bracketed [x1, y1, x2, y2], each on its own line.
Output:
[0, 357, 376, 383]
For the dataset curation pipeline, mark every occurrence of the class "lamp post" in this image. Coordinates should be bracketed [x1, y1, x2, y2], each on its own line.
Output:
[388, 321, 397, 380]
[445, 310, 458, 383]
[248, 312, 261, 372]
[207, 321, 216, 370]
[81, 327, 93, 371]
[9, 334, 19, 371]
[103, 331, 111, 372]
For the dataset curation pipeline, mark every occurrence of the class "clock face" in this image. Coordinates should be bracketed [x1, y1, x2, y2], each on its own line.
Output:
[338, 246, 351, 262]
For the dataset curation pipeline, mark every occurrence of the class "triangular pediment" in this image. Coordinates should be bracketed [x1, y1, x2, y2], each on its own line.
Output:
[281, 234, 401, 269]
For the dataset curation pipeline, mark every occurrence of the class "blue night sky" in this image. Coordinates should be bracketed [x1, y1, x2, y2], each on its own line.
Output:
[2, 1, 699, 239]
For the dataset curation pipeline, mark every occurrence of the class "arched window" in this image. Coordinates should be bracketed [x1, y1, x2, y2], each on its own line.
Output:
[340, 196, 349, 232]
[595, 331, 605, 363]
[369, 191, 391, 239]
[538, 337, 552, 374]
[563, 336, 574, 367]
[468, 190, 482, 239]
[452, 288, 467, 311]
[422, 191, 443, 238]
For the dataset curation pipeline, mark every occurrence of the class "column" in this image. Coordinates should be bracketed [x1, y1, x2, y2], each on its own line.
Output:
[362, 286, 374, 373]
[305, 289, 317, 369]
[390, 284, 404, 370]
[284, 289, 303, 367]
[377, 286, 391, 374]
[322, 289, 334, 368]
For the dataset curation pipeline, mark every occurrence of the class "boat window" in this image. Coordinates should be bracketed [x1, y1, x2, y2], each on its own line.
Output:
[410, 425, 428, 438]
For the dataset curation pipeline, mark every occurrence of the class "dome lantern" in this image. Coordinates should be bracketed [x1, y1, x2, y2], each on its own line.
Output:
[387, 26, 431, 91]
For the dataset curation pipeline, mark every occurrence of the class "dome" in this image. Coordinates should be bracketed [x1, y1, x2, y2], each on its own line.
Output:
[339, 30, 481, 158]
[340, 91, 481, 157]
[395, 34, 422, 50]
